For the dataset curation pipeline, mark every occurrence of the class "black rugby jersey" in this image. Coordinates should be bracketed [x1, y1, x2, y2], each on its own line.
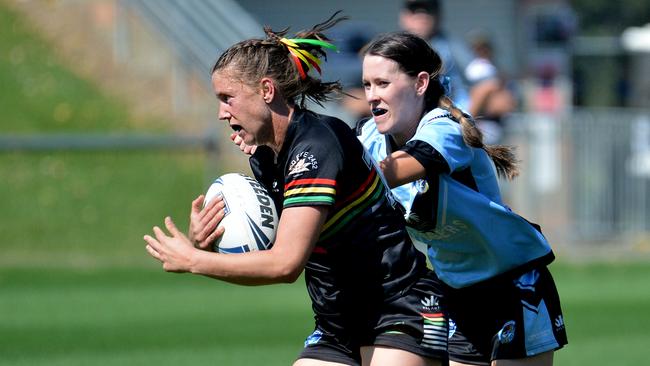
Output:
[250, 108, 427, 309]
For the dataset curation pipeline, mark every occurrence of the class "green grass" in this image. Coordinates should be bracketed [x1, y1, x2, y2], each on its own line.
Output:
[1, 262, 649, 365]
[0, 1, 218, 267]
[551, 262, 650, 365]
[0, 150, 211, 266]
[0, 2, 160, 133]
[0, 267, 312, 366]
[0, 4, 315, 364]
[2, 2, 650, 365]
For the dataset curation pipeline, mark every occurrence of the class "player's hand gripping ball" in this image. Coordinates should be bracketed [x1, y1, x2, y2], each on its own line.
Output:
[203, 173, 278, 253]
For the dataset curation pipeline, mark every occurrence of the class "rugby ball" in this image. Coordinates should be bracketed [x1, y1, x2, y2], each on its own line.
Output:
[203, 173, 278, 254]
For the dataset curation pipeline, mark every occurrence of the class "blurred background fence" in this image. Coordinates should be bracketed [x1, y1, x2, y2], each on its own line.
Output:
[505, 108, 650, 256]
[4, 109, 648, 258]
[3, 0, 650, 260]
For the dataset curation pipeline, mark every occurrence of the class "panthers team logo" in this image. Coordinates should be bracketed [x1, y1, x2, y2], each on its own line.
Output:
[288, 151, 318, 176]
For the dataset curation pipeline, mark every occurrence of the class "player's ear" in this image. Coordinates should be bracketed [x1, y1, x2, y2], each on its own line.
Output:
[415, 72, 430, 96]
[260, 78, 275, 104]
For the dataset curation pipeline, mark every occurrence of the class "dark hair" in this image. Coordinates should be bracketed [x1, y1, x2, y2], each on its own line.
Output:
[363, 31, 519, 180]
[403, 0, 440, 15]
[363, 32, 445, 111]
[211, 12, 346, 109]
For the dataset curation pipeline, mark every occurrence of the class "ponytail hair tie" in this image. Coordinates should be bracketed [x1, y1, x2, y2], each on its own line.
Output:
[440, 75, 451, 95]
[280, 37, 337, 79]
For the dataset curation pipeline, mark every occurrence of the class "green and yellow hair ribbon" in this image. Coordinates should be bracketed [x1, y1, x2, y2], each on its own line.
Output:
[288, 38, 338, 50]
[280, 37, 337, 79]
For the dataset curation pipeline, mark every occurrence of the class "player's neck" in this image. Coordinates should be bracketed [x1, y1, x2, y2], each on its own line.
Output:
[267, 105, 294, 155]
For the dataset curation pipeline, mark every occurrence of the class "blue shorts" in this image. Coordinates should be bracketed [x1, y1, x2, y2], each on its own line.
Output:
[446, 266, 568, 365]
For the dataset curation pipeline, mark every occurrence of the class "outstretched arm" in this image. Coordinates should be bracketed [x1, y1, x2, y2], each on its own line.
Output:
[144, 205, 328, 286]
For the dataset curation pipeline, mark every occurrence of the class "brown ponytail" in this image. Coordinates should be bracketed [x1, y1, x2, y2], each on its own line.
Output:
[439, 96, 519, 180]
[211, 12, 347, 108]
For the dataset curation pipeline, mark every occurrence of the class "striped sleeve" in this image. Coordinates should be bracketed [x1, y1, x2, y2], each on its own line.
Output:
[283, 178, 337, 208]
[318, 168, 385, 241]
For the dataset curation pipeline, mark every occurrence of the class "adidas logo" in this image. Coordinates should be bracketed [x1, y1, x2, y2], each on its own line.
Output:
[421, 295, 439, 308]
[554, 315, 565, 329]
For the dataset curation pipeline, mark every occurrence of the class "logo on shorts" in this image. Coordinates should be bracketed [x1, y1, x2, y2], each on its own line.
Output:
[554, 315, 565, 330]
[304, 329, 323, 347]
[497, 320, 516, 344]
[415, 179, 429, 194]
[448, 318, 456, 339]
[420, 295, 440, 312]
[288, 151, 318, 176]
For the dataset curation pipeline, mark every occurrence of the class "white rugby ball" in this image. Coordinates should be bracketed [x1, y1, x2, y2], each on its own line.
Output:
[203, 173, 278, 254]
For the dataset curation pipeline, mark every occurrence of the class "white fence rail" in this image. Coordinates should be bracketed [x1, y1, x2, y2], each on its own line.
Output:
[0, 134, 217, 152]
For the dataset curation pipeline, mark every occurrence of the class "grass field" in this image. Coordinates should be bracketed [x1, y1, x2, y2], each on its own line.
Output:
[2, 2, 650, 365]
[0, 266, 312, 366]
[0, 150, 210, 265]
[552, 262, 650, 365]
[1, 262, 650, 365]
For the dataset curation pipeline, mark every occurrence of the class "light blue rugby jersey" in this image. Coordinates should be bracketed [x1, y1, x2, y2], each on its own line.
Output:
[357, 108, 554, 288]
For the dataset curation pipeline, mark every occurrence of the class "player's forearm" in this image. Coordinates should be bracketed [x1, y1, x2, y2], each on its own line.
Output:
[380, 151, 426, 188]
[189, 248, 304, 286]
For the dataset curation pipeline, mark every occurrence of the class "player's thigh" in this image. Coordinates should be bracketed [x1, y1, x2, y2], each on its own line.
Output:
[450, 350, 554, 366]
[293, 358, 351, 366]
[360, 346, 442, 366]
[450, 361, 477, 366]
[492, 351, 554, 366]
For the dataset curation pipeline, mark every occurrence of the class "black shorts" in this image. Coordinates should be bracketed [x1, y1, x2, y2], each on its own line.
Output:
[297, 270, 448, 365]
[446, 266, 568, 365]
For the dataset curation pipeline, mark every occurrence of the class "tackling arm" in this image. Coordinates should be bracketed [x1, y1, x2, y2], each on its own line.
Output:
[380, 150, 427, 188]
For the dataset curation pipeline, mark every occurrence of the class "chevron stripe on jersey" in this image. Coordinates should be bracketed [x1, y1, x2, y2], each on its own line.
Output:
[319, 169, 385, 241]
[284, 178, 337, 207]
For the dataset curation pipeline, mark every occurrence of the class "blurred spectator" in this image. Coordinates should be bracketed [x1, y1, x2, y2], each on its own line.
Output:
[530, 63, 564, 114]
[399, 0, 472, 110]
[327, 22, 377, 122]
[464, 30, 516, 144]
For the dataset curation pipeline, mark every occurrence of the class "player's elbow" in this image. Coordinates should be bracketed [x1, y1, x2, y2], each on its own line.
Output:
[271, 261, 303, 283]
[276, 266, 302, 283]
